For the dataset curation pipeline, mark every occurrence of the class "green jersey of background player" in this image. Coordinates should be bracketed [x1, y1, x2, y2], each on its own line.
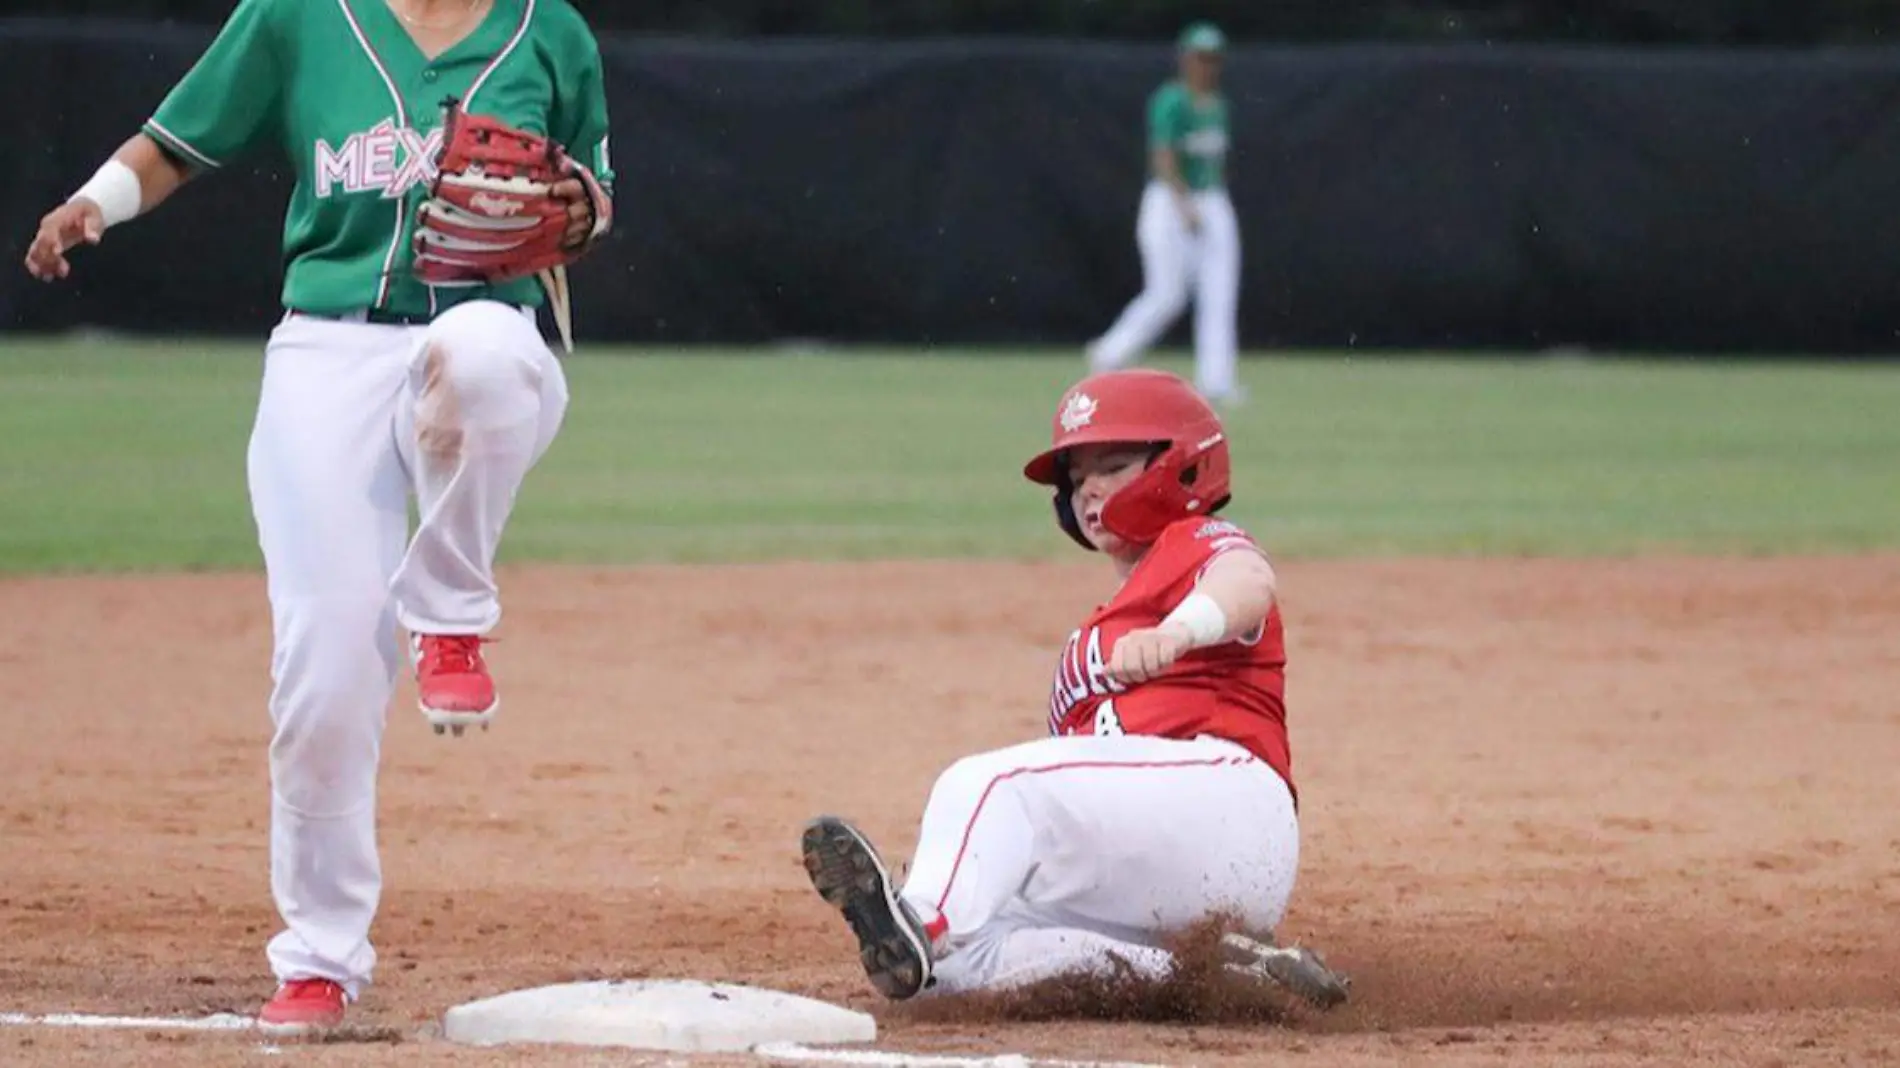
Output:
[1147, 22, 1230, 194]
[1087, 21, 1246, 406]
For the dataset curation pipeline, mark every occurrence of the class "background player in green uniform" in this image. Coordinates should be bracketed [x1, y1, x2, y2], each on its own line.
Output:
[1087, 21, 1244, 406]
[23, 0, 614, 1032]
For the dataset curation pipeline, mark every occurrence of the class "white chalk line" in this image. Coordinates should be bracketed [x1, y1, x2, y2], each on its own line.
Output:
[0, 1013, 1172, 1068]
[754, 1041, 1171, 1068]
[0, 1012, 257, 1031]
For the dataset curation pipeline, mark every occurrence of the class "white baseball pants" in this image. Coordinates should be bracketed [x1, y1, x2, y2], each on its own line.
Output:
[896, 734, 1299, 994]
[1089, 180, 1243, 401]
[246, 299, 568, 999]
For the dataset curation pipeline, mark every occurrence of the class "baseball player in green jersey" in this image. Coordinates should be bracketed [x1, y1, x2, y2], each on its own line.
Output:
[23, 0, 613, 1033]
[1087, 21, 1244, 406]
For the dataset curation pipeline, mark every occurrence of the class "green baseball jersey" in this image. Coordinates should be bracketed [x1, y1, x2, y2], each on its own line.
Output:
[1147, 81, 1228, 191]
[141, 0, 614, 320]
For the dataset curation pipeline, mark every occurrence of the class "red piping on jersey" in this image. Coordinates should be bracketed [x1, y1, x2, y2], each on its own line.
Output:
[337, 0, 538, 311]
[931, 754, 1257, 917]
[463, 0, 539, 111]
[336, 0, 410, 309]
[427, 0, 533, 311]
[143, 120, 220, 170]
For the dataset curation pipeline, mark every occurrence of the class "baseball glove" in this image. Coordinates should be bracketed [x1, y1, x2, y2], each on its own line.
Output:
[411, 98, 613, 351]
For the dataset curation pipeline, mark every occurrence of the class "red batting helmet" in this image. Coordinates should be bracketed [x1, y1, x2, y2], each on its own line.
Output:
[1022, 369, 1233, 551]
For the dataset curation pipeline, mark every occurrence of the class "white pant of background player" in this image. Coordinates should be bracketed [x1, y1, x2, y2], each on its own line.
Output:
[905, 733, 1297, 992]
[251, 299, 567, 996]
[1088, 180, 1243, 402]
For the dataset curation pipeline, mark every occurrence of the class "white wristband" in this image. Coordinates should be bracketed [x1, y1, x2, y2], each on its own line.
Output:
[70, 159, 143, 229]
[1160, 591, 1227, 648]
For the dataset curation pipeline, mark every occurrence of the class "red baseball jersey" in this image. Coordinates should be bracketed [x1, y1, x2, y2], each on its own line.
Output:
[1045, 516, 1295, 800]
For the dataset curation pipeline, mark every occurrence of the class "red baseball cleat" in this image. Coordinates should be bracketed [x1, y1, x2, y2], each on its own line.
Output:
[413, 633, 498, 736]
[257, 978, 346, 1032]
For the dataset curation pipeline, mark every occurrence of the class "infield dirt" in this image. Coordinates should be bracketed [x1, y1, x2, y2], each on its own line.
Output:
[4, 555, 1898, 1065]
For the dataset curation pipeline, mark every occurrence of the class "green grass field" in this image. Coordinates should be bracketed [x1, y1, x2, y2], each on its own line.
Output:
[2, 337, 1897, 574]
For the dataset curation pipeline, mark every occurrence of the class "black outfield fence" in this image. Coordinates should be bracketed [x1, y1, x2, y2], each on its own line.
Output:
[4, 19, 1898, 353]
[9, 2, 1898, 45]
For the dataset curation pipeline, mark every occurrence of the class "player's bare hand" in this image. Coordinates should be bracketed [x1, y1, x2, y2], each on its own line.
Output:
[552, 178, 592, 247]
[1108, 626, 1193, 686]
[24, 200, 105, 282]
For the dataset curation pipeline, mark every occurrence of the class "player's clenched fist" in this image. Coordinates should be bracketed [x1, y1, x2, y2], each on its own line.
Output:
[24, 200, 105, 282]
[1108, 626, 1194, 686]
[552, 178, 596, 248]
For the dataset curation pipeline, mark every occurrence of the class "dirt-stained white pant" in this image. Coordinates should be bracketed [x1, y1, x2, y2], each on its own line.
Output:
[246, 300, 567, 999]
[1089, 180, 1242, 400]
[896, 734, 1299, 994]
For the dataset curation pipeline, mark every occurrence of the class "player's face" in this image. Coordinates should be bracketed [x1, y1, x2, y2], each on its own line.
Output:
[1183, 50, 1221, 92]
[1066, 442, 1157, 555]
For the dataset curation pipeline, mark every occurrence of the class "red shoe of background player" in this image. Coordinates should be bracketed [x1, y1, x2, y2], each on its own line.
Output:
[258, 978, 346, 1032]
[413, 634, 498, 736]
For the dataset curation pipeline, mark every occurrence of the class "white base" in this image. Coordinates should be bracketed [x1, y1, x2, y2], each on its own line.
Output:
[441, 979, 877, 1054]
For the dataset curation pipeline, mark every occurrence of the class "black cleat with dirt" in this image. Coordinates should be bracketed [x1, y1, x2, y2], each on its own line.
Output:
[801, 816, 936, 1000]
